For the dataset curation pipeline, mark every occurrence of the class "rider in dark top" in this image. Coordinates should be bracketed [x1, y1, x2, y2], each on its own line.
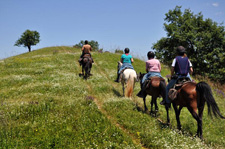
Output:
[161, 46, 193, 105]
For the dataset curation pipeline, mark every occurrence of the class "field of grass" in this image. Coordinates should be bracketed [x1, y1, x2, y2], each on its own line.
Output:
[0, 46, 224, 148]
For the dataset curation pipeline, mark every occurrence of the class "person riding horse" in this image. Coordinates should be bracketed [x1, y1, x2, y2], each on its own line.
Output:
[79, 40, 94, 65]
[161, 46, 193, 105]
[137, 51, 163, 98]
[115, 48, 134, 82]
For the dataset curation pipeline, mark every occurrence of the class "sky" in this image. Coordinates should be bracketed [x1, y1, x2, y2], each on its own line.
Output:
[0, 0, 225, 60]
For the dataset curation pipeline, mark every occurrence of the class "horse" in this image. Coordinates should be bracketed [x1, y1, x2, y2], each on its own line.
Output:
[81, 55, 92, 79]
[138, 73, 169, 118]
[118, 62, 138, 97]
[167, 79, 225, 139]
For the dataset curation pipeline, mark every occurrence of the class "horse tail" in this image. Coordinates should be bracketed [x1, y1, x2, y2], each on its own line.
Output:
[196, 82, 225, 119]
[126, 74, 135, 97]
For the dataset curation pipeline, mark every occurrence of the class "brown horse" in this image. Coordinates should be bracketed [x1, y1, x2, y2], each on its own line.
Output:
[167, 80, 225, 139]
[81, 55, 92, 79]
[138, 73, 169, 119]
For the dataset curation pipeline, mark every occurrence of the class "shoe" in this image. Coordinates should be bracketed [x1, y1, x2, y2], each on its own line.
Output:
[160, 100, 166, 105]
[114, 80, 119, 83]
[137, 91, 143, 98]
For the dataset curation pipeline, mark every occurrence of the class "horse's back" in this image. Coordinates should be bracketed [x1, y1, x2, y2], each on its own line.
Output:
[123, 69, 137, 79]
[176, 82, 197, 106]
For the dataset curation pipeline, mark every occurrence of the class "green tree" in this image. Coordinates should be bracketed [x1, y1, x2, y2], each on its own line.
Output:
[14, 30, 40, 52]
[74, 40, 99, 51]
[153, 6, 225, 83]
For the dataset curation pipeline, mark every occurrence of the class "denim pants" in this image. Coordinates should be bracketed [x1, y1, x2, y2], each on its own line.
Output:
[141, 72, 162, 84]
[118, 63, 134, 73]
[165, 73, 192, 103]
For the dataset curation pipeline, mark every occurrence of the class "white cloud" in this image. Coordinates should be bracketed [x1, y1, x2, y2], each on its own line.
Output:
[212, 2, 219, 7]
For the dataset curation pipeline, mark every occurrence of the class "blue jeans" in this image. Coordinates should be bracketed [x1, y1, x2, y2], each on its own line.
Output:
[118, 63, 134, 73]
[165, 73, 192, 104]
[141, 72, 162, 84]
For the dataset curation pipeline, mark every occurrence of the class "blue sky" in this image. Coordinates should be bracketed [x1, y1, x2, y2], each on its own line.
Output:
[0, 0, 225, 60]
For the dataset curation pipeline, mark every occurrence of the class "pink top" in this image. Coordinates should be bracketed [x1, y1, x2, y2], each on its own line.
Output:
[146, 58, 161, 72]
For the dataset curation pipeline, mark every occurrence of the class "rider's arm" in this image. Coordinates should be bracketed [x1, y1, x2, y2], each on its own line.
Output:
[189, 60, 193, 75]
[171, 67, 175, 79]
[189, 67, 193, 75]
[131, 58, 134, 63]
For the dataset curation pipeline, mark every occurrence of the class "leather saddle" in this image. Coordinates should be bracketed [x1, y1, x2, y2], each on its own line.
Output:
[168, 77, 191, 100]
[146, 76, 165, 88]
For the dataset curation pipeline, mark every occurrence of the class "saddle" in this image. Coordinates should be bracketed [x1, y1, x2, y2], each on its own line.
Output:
[168, 77, 191, 101]
[80, 54, 93, 64]
[145, 76, 165, 88]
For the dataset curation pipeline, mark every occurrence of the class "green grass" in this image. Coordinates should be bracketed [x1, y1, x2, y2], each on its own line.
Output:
[0, 46, 224, 148]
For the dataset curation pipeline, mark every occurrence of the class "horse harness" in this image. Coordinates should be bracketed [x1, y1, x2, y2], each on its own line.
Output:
[168, 77, 192, 101]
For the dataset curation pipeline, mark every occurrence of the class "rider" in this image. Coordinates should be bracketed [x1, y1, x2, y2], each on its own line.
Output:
[115, 48, 134, 82]
[160, 46, 193, 105]
[137, 51, 163, 98]
[79, 40, 93, 64]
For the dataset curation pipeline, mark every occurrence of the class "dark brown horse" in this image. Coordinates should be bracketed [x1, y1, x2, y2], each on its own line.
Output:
[139, 73, 169, 119]
[81, 55, 92, 79]
[167, 80, 225, 139]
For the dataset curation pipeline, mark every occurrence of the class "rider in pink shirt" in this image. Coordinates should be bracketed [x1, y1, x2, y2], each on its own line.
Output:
[137, 51, 163, 97]
[146, 58, 161, 73]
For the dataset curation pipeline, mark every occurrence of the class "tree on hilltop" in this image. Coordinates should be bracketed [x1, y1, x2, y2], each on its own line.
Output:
[14, 30, 40, 52]
[153, 6, 225, 83]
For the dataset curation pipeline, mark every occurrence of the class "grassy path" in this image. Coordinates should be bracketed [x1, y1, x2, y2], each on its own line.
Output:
[87, 61, 148, 148]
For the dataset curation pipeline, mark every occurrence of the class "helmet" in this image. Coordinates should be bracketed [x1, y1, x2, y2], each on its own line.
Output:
[124, 48, 130, 53]
[176, 46, 186, 55]
[147, 51, 155, 59]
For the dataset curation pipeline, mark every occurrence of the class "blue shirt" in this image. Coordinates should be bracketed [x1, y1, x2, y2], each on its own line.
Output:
[121, 54, 132, 63]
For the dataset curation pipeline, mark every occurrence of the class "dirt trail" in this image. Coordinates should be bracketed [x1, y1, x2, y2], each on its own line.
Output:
[85, 61, 148, 149]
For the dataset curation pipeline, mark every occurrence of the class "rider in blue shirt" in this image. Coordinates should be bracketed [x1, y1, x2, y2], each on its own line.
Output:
[115, 48, 134, 82]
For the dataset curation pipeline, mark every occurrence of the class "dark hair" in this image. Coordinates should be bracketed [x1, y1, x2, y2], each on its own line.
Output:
[85, 40, 88, 44]
[176, 46, 186, 56]
[147, 51, 155, 59]
[124, 48, 130, 54]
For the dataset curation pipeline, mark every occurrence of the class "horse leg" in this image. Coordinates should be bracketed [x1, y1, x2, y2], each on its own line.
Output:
[187, 105, 204, 139]
[165, 105, 170, 125]
[154, 96, 158, 112]
[82, 65, 84, 75]
[122, 82, 125, 96]
[173, 103, 183, 130]
[150, 96, 154, 114]
[197, 103, 205, 139]
[143, 95, 148, 112]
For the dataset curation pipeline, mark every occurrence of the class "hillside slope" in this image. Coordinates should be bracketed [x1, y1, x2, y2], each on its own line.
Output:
[0, 46, 224, 148]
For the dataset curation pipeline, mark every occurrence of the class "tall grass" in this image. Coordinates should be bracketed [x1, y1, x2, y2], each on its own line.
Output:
[0, 46, 224, 148]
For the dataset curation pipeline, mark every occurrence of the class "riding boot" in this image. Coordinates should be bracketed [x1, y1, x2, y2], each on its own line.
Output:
[137, 82, 146, 98]
[137, 90, 144, 98]
[114, 73, 120, 82]
[78, 58, 83, 66]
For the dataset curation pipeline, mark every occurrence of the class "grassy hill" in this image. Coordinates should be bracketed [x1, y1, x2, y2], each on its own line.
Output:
[0, 46, 224, 148]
